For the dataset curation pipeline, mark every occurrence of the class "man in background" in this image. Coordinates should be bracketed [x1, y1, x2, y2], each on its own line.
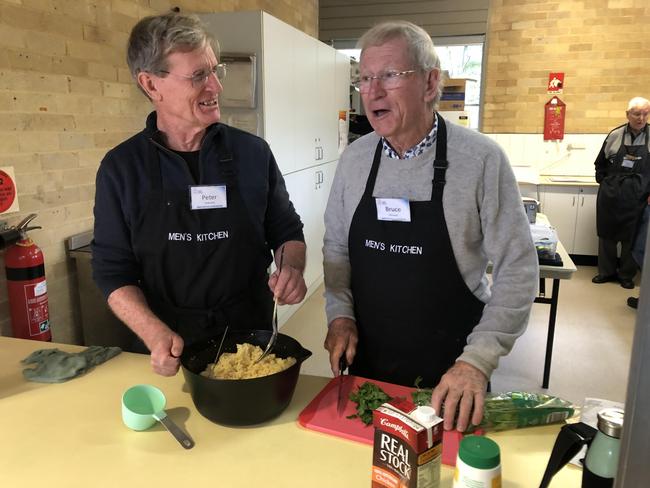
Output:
[593, 97, 650, 290]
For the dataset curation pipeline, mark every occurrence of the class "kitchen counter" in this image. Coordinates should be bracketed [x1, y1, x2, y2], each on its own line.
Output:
[538, 175, 598, 186]
[0, 337, 581, 487]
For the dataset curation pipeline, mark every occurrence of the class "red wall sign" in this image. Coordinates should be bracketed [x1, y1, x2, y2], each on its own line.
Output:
[544, 96, 566, 141]
[547, 72, 564, 93]
[0, 169, 17, 213]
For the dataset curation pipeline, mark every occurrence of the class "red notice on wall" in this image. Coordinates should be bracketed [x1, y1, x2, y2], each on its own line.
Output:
[544, 96, 566, 141]
[547, 72, 564, 93]
[0, 168, 17, 214]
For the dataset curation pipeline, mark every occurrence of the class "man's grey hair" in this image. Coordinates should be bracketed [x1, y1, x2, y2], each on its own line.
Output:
[627, 97, 650, 111]
[127, 12, 218, 97]
[357, 20, 443, 106]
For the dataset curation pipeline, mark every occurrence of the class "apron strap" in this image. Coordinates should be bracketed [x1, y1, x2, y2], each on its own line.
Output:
[146, 124, 238, 191]
[362, 140, 384, 199]
[212, 124, 238, 186]
[147, 137, 164, 193]
[364, 115, 449, 202]
[432, 114, 448, 198]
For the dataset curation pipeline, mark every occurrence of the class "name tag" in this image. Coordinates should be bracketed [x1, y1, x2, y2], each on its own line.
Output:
[190, 185, 227, 210]
[621, 154, 641, 168]
[376, 198, 411, 222]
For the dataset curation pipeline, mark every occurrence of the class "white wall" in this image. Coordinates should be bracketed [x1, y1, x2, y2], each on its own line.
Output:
[484, 133, 607, 180]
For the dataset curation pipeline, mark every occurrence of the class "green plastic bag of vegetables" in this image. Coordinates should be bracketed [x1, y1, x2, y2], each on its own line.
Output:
[410, 384, 575, 432]
[476, 391, 575, 431]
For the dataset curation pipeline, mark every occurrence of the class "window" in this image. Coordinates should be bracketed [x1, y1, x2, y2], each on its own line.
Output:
[337, 35, 485, 129]
[434, 37, 484, 130]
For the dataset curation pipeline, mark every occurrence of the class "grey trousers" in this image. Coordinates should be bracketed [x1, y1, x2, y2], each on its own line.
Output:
[598, 238, 637, 280]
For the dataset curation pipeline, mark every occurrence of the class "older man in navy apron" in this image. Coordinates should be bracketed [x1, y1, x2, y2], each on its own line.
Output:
[593, 97, 650, 290]
[323, 21, 538, 432]
[92, 13, 306, 376]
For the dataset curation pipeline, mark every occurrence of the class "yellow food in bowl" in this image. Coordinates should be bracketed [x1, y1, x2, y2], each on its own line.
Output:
[201, 343, 296, 380]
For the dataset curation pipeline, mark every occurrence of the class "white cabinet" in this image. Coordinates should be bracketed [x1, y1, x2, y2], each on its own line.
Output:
[539, 185, 598, 256]
[283, 161, 337, 290]
[261, 13, 296, 173]
[261, 15, 345, 173]
[200, 11, 349, 324]
[278, 161, 337, 325]
[201, 11, 350, 175]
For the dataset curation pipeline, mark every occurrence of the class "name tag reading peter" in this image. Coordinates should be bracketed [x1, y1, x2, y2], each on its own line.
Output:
[190, 185, 227, 210]
[376, 198, 411, 222]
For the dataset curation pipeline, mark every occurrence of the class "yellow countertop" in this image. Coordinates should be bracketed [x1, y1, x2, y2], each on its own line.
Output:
[0, 337, 581, 487]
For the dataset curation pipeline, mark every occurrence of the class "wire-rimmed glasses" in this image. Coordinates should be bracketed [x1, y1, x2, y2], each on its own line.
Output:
[158, 63, 227, 87]
[352, 69, 416, 93]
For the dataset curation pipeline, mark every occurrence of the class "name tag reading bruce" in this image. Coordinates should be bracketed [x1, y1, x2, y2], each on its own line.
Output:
[190, 185, 227, 210]
[376, 198, 411, 222]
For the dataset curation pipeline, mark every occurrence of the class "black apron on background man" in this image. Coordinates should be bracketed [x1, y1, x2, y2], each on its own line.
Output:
[597, 126, 650, 242]
[348, 117, 485, 388]
[132, 126, 273, 350]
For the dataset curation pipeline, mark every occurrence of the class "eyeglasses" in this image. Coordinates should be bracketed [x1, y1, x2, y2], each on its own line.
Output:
[158, 63, 227, 87]
[352, 69, 417, 93]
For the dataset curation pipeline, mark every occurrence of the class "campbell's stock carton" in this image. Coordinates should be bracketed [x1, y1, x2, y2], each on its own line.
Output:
[372, 399, 443, 488]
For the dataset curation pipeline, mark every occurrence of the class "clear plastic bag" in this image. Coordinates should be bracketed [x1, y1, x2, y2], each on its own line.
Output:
[530, 223, 558, 259]
[477, 391, 575, 432]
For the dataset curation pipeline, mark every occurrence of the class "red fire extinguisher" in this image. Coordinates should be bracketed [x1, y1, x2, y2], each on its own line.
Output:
[3, 213, 51, 341]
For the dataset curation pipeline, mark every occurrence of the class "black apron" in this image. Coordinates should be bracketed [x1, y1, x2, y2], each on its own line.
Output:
[132, 127, 273, 348]
[348, 117, 485, 388]
[597, 127, 650, 241]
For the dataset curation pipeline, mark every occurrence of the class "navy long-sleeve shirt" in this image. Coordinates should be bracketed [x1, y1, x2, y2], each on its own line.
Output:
[92, 112, 304, 300]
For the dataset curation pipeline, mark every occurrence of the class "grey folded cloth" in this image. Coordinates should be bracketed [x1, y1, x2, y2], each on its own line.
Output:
[21, 346, 122, 383]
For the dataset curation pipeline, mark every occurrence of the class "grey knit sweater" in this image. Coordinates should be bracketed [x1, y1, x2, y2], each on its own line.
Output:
[322, 120, 539, 379]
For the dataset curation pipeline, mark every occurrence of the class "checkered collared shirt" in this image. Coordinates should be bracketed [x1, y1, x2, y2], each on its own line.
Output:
[382, 116, 438, 160]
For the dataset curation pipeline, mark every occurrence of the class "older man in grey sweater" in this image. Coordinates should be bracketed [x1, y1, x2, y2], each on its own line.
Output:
[323, 20, 538, 432]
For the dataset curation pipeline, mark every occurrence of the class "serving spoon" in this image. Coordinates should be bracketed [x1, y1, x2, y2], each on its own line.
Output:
[256, 245, 285, 363]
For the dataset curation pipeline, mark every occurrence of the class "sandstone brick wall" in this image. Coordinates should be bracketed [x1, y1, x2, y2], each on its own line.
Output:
[0, 0, 317, 342]
[483, 0, 650, 134]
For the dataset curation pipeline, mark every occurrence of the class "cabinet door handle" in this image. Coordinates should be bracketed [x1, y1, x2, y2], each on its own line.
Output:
[581, 196, 584, 207]
[572, 196, 576, 206]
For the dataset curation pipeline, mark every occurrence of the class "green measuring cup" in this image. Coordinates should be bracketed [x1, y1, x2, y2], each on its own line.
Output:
[121, 384, 194, 449]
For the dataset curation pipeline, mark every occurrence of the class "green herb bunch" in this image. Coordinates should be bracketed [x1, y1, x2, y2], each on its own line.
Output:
[347, 382, 392, 425]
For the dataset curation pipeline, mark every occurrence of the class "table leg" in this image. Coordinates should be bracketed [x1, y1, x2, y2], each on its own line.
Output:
[533, 278, 561, 389]
[542, 279, 560, 388]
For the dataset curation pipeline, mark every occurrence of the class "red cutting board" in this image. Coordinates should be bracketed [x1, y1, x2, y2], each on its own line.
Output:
[297, 375, 479, 465]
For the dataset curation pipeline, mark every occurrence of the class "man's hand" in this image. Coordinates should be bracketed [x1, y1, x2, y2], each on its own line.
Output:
[430, 361, 488, 432]
[147, 329, 184, 376]
[268, 241, 307, 305]
[269, 264, 306, 305]
[107, 285, 184, 377]
[324, 317, 358, 375]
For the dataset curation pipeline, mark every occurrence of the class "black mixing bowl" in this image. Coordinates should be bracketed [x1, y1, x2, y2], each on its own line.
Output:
[181, 329, 312, 426]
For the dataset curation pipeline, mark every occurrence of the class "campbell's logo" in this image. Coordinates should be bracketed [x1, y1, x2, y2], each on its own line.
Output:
[380, 418, 409, 439]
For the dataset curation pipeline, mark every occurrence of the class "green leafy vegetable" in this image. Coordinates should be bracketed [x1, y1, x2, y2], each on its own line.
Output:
[411, 376, 433, 407]
[347, 382, 392, 425]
